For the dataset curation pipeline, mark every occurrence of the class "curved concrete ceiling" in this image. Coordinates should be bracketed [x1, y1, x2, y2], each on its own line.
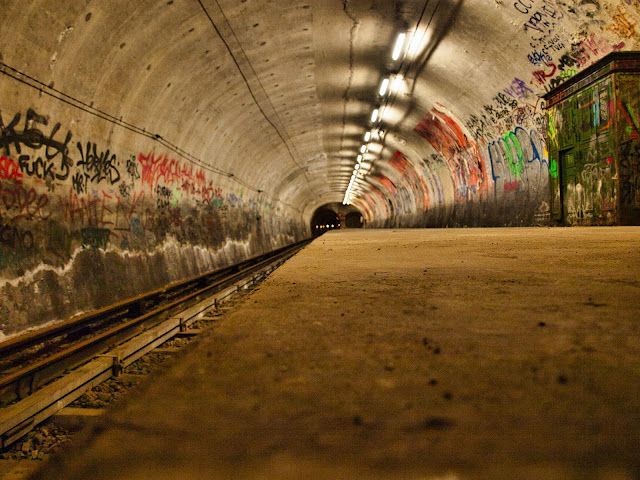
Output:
[0, 0, 639, 335]
[2, 0, 636, 223]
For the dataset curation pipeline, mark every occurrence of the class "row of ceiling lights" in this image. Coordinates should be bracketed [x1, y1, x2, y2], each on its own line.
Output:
[342, 29, 428, 206]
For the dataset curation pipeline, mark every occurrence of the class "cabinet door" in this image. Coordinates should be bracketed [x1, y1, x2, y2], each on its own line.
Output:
[577, 86, 596, 143]
[560, 148, 578, 222]
[558, 98, 578, 150]
[596, 77, 613, 135]
[616, 74, 640, 213]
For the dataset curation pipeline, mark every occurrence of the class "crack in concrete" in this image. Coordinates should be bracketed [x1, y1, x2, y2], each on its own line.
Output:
[338, 0, 359, 175]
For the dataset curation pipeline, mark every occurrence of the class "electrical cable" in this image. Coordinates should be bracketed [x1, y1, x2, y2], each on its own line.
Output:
[197, 0, 318, 198]
[345, 0, 433, 205]
[0, 60, 300, 211]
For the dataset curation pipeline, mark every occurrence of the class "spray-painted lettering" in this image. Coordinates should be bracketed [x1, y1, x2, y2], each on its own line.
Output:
[76, 141, 121, 186]
[0, 155, 23, 183]
[0, 108, 73, 181]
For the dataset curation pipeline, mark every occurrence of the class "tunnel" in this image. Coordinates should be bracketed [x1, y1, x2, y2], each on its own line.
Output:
[0, 0, 639, 336]
[345, 210, 364, 228]
[310, 205, 341, 236]
[1, 1, 640, 478]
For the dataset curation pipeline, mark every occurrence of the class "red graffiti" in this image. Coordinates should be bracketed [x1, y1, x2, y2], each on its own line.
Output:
[618, 100, 640, 139]
[388, 151, 430, 211]
[374, 174, 398, 196]
[531, 62, 557, 86]
[504, 180, 520, 193]
[359, 193, 375, 221]
[414, 103, 489, 201]
[63, 190, 114, 228]
[0, 183, 50, 219]
[368, 184, 391, 219]
[580, 33, 603, 57]
[137, 152, 213, 202]
[0, 155, 23, 183]
[111, 190, 150, 237]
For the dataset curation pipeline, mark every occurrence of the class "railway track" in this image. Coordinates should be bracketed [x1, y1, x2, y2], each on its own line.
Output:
[0, 239, 310, 449]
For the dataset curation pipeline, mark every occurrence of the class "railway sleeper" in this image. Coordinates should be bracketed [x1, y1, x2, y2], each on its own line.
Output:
[0, 248, 302, 451]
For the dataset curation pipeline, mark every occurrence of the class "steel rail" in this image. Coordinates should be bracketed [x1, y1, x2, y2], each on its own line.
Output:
[0, 246, 303, 449]
[0, 240, 310, 405]
[0, 240, 309, 358]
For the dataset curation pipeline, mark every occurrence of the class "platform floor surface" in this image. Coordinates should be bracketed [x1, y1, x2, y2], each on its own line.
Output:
[33, 228, 640, 480]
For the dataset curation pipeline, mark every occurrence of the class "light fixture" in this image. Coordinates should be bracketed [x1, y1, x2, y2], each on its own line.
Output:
[357, 155, 363, 163]
[379, 77, 390, 96]
[392, 33, 406, 60]
[364, 132, 371, 142]
[360, 145, 367, 153]
[354, 164, 360, 171]
[371, 109, 379, 122]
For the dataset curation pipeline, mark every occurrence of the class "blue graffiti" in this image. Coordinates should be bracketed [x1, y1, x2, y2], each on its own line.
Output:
[487, 127, 549, 197]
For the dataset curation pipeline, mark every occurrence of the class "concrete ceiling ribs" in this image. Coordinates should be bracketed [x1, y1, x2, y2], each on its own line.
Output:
[0, 0, 639, 337]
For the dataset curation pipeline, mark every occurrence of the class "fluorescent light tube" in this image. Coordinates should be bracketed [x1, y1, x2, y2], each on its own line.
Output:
[379, 78, 390, 96]
[392, 33, 406, 60]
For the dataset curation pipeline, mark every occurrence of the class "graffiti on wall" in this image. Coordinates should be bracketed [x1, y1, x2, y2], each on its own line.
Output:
[372, 173, 402, 217]
[0, 108, 73, 182]
[420, 155, 446, 207]
[357, 193, 376, 222]
[73, 141, 121, 194]
[464, 0, 639, 147]
[388, 151, 430, 212]
[0, 107, 282, 276]
[608, 6, 637, 40]
[487, 126, 549, 198]
[137, 152, 214, 203]
[365, 184, 391, 221]
[0, 155, 23, 183]
[618, 95, 640, 208]
[415, 103, 489, 202]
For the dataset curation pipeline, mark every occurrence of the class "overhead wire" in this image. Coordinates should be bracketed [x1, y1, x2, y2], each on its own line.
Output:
[197, 0, 319, 199]
[344, 0, 433, 205]
[0, 60, 303, 211]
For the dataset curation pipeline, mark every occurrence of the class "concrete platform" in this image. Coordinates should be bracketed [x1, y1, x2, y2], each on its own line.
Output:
[32, 228, 640, 480]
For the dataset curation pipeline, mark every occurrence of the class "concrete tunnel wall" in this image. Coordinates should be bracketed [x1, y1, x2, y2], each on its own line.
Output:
[0, 0, 638, 338]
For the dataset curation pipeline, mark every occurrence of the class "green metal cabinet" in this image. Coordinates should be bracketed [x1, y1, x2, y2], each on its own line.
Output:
[545, 52, 640, 225]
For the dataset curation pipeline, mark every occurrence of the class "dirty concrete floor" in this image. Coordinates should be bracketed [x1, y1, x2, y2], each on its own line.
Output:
[30, 228, 640, 479]
[0, 461, 40, 480]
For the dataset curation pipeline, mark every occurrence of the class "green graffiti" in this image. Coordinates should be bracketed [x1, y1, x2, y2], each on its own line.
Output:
[503, 131, 523, 179]
[548, 113, 556, 141]
[550, 160, 559, 179]
[172, 183, 182, 206]
[627, 102, 640, 131]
